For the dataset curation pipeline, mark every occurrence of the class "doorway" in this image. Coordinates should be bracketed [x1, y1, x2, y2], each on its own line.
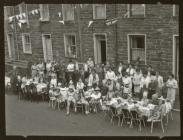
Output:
[94, 34, 107, 64]
[173, 35, 179, 81]
[42, 34, 53, 62]
[7, 33, 16, 59]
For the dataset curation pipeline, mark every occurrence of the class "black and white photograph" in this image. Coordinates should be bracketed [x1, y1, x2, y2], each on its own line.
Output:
[4, 2, 180, 137]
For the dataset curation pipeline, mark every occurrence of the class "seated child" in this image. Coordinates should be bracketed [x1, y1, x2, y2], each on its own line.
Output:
[141, 89, 149, 107]
[75, 89, 90, 115]
[84, 86, 94, 102]
[66, 86, 76, 115]
[89, 87, 102, 112]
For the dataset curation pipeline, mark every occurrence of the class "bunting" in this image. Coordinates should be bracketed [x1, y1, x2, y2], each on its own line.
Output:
[18, 22, 22, 28]
[88, 21, 94, 27]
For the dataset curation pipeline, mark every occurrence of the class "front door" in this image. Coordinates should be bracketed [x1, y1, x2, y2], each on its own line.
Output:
[94, 34, 107, 64]
[7, 33, 16, 59]
[42, 34, 53, 62]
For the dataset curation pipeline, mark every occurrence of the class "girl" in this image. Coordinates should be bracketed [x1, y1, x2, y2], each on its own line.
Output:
[166, 74, 178, 107]
[126, 63, 135, 78]
[156, 71, 164, 97]
[122, 72, 132, 99]
[76, 78, 85, 91]
[90, 87, 102, 112]
[88, 69, 99, 88]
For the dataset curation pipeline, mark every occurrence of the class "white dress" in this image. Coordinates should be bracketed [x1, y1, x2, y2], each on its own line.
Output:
[133, 73, 142, 93]
[166, 79, 178, 103]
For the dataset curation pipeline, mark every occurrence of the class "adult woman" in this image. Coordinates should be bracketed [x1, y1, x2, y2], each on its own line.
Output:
[133, 68, 142, 99]
[88, 69, 99, 88]
[126, 63, 135, 78]
[118, 62, 123, 75]
[166, 74, 178, 107]
[87, 57, 94, 73]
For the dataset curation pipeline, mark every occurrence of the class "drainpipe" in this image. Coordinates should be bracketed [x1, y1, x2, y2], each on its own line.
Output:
[76, 5, 83, 62]
[13, 6, 19, 60]
[115, 4, 118, 67]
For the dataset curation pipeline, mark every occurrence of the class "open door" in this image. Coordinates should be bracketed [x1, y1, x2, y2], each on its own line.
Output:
[94, 34, 107, 64]
[42, 34, 53, 62]
[7, 33, 16, 59]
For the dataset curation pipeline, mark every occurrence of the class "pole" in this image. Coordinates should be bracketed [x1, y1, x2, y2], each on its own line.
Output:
[13, 7, 19, 60]
[76, 5, 83, 62]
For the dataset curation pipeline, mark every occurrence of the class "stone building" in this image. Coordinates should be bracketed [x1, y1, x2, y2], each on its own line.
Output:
[4, 4, 179, 79]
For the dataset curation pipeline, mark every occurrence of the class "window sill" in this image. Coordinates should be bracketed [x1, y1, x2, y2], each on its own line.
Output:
[23, 52, 32, 54]
[39, 18, 50, 22]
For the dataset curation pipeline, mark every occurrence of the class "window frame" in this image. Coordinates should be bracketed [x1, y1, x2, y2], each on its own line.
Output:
[173, 4, 178, 17]
[39, 4, 50, 21]
[22, 33, 32, 54]
[93, 4, 106, 19]
[127, 34, 146, 64]
[64, 33, 77, 58]
[62, 4, 75, 21]
[127, 4, 146, 18]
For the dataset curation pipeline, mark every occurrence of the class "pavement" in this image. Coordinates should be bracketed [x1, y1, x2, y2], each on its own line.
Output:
[5, 93, 180, 137]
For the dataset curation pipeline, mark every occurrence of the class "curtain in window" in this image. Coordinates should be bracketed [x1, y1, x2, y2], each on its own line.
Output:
[65, 35, 76, 58]
[95, 5, 105, 19]
[130, 36, 145, 62]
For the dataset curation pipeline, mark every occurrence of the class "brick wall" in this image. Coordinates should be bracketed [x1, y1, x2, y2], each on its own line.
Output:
[4, 4, 179, 78]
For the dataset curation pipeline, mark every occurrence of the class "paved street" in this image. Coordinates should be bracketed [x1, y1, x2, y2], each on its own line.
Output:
[5, 94, 180, 137]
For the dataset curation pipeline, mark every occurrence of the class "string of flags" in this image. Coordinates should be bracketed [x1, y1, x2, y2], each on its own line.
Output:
[8, 4, 146, 29]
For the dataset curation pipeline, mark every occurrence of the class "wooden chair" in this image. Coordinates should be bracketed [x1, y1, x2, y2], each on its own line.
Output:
[121, 108, 131, 127]
[110, 106, 122, 126]
[75, 101, 84, 114]
[150, 113, 164, 133]
[129, 110, 146, 131]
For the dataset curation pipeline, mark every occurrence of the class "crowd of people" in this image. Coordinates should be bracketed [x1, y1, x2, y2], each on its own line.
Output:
[6, 57, 178, 121]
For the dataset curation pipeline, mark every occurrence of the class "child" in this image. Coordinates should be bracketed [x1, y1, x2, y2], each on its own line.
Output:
[122, 72, 132, 99]
[89, 87, 102, 112]
[76, 78, 85, 91]
[66, 86, 76, 115]
[141, 90, 149, 107]
[106, 79, 115, 100]
[76, 89, 90, 115]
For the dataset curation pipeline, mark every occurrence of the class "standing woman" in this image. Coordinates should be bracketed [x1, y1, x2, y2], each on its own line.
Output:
[87, 57, 95, 73]
[166, 74, 178, 107]
[31, 63, 38, 79]
[133, 68, 142, 99]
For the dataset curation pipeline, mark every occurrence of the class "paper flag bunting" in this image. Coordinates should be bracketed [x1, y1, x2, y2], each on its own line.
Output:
[19, 14, 23, 19]
[9, 16, 14, 22]
[58, 12, 62, 17]
[16, 15, 19, 20]
[31, 10, 35, 15]
[88, 21, 93, 27]
[22, 13, 26, 18]
[19, 19, 27, 24]
[18, 22, 22, 28]
[58, 20, 64, 24]
[35, 9, 39, 14]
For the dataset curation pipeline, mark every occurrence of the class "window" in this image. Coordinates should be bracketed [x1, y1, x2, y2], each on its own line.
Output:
[93, 4, 106, 19]
[39, 4, 49, 21]
[173, 5, 178, 17]
[128, 4, 145, 17]
[64, 34, 77, 58]
[22, 33, 32, 54]
[128, 35, 146, 64]
[62, 4, 74, 21]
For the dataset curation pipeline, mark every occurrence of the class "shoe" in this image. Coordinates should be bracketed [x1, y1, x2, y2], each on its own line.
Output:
[66, 112, 70, 115]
